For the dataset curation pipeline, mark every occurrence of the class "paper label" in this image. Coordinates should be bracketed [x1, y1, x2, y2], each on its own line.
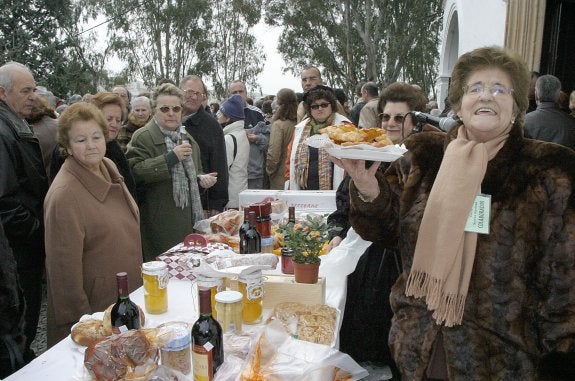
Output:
[465, 194, 490, 234]
[192, 344, 213, 381]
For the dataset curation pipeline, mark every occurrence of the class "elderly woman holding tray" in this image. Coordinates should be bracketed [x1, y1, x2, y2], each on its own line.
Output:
[126, 83, 217, 262]
[335, 46, 575, 380]
[44, 103, 142, 346]
[287, 85, 351, 190]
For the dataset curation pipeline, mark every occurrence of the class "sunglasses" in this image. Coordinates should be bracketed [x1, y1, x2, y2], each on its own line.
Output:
[159, 106, 182, 113]
[310, 102, 331, 110]
[379, 113, 405, 123]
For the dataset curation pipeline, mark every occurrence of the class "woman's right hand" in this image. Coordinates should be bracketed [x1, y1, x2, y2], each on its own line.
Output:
[330, 157, 381, 202]
[173, 142, 193, 162]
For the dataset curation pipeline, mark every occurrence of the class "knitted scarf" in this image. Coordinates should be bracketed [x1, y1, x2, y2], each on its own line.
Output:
[294, 114, 335, 190]
[158, 125, 204, 222]
[405, 124, 510, 326]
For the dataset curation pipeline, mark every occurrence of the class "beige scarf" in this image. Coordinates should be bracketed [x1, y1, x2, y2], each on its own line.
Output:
[405, 124, 510, 326]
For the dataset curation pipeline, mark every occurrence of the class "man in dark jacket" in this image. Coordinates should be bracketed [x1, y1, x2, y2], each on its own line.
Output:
[524, 74, 575, 150]
[0, 62, 49, 361]
[181, 75, 229, 216]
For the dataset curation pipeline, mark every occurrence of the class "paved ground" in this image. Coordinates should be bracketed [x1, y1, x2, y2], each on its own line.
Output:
[30, 283, 47, 356]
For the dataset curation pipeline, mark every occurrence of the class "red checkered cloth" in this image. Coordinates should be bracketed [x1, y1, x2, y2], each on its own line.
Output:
[156, 242, 231, 281]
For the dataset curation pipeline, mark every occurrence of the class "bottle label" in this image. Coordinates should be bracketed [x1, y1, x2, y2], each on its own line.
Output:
[192, 344, 214, 381]
[158, 272, 169, 289]
[112, 325, 128, 334]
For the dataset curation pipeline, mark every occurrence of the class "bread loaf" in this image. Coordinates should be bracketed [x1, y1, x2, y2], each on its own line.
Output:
[71, 319, 108, 347]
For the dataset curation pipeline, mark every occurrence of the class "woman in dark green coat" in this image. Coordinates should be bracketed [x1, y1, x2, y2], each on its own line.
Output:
[127, 83, 217, 261]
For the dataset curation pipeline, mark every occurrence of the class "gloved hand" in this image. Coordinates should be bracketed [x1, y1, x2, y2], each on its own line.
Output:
[198, 172, 217, 189]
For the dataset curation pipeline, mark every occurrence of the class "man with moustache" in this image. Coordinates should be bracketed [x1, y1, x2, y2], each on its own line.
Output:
[0, 62, 49, 362]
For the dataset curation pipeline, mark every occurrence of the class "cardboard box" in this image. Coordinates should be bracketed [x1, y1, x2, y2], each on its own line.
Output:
[239, 190, 337, 213]
[262, 274, 326, 309]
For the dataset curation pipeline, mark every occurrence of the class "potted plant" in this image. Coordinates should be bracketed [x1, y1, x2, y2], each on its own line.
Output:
[277, 214, 340, 283]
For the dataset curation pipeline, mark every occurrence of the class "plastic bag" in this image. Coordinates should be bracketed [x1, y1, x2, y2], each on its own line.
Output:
[239, 319, 368, 381]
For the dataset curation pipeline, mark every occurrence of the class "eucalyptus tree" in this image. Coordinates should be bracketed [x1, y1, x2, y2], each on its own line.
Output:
[265, 0, 442, 99]
[205, 0, 266, 99]
[0, 0, 103, 97]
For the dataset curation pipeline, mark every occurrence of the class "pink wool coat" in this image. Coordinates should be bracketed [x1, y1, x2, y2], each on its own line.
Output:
[44, 156, 143, 346]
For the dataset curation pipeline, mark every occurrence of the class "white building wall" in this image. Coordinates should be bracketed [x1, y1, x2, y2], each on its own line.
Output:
[437, 0, 508, 110]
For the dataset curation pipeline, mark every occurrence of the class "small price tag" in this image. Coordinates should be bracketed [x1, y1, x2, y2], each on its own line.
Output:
[465, 194, 490, 234]
[203, 342, 214, 352]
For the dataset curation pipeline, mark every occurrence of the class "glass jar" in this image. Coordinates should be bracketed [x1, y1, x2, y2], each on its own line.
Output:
[142, 261, 169, 314]
[159, 321, 192, 375]
[281, 248, 294, 274]
[238, 271, 264, 324]
[260, 236, 274, 253]
[196, 275, 223, 319]
[215, 290, 243, 334]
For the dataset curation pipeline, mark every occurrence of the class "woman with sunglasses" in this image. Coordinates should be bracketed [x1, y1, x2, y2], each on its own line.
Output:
[327, 82, 428, 379]
[126, 83, 216, 261]
[288, 85, 351, 190]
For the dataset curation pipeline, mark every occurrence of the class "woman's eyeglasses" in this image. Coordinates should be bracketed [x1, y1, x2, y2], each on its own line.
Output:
[379, 113, 405, 123]
[310, 102, 331, 110]
[463, 83, 514, 97]
[158, 106, 182, 113]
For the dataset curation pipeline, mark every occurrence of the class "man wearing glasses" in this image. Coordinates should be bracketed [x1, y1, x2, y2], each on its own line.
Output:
[180, 75, 229, 216]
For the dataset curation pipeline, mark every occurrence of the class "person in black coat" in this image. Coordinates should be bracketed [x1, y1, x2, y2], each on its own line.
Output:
[0, 62, 49, 362]
[181, 75, 229, 215]
[0, 222, 26, 377]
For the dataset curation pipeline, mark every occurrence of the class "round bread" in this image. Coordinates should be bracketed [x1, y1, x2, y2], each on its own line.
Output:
[71, 319, 107, 347]
[102, 303, 146, 336]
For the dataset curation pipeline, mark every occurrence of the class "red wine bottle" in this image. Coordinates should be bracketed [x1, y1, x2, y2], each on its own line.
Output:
[288, 206, 296, 224]
[111, 272, 141, 334]
[192, 288, 224, 380]
[238, 206, 252, 242]
[239, 210, 261, 254]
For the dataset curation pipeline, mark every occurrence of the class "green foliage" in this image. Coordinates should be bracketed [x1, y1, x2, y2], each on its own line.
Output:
[265, 0, 442, 100]
[277, 214, 341, 264]
[0, 0, 105, 98]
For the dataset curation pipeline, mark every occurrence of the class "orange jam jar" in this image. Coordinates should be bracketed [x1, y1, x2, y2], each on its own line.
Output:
[238, 271, 264, 324]
[142, 261, 169, 314]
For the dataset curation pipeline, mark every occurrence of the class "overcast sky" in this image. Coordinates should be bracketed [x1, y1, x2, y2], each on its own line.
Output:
[251, 23, 301, 96]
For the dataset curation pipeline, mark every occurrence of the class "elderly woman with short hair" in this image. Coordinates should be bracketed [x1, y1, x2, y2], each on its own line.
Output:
[126, 83, 216, 261]
[338, 46, 575, 380]
[44, 102, 142, 346]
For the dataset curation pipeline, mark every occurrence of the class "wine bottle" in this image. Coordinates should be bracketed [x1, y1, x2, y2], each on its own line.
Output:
[178, 126, 189, 145]
[111, 272, 141, 334]
[192, 288, 224, 381]
[238, 206, 252, 243]
[288, 206, 296, 224]
[239, 210, 261, 254]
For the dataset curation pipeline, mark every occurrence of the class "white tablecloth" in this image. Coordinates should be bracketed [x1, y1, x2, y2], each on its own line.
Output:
[5, 229, 370, 381]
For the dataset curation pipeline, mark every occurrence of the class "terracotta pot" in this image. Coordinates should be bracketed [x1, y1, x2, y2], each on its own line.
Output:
[293, 261, 320, 284]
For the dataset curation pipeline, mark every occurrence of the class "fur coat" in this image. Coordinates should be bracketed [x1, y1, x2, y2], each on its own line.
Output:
[349, 123, 575, 380]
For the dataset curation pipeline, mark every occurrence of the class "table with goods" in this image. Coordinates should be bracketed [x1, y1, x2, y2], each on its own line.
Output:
[6, 196, 376, 381]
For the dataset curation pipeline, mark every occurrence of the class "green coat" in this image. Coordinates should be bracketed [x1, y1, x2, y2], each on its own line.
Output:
[126, 118, 203, 261]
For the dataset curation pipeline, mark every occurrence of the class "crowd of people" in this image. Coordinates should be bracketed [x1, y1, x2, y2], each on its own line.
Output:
[1, 44, 575, 380]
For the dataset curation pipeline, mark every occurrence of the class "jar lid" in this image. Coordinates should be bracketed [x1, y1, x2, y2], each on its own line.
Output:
[215, 290, 242, 304]
[142, 261, 167, 274]
[239, 270, 262, 281]
[162, 324, 191, 351]
[281, 247, 294, 256]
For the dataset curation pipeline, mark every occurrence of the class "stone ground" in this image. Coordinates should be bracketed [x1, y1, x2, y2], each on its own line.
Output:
[30, 283, 47, 356]
[28, 284, 392, 380]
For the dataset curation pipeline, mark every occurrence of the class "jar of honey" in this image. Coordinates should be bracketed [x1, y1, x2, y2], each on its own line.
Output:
[142, 261, 169, 314]
[238, 271, 264, 324]
[196, 275, 223, 319]
[215, 290, 243, 334]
